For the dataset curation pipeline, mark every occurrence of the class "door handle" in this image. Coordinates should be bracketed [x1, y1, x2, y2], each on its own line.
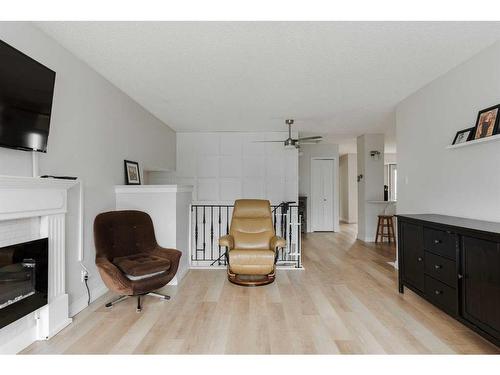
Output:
[434, 264, 442, 270]
[417, 256, 423, 262]
[434, 239, 441, 244]
[434, 290, 442, 295]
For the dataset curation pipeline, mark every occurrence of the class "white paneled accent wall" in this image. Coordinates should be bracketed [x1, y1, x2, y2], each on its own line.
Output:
[150, 132, 298, 204]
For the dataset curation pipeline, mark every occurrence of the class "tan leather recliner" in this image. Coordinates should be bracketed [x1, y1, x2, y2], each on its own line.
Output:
[219, 199, 286, 286]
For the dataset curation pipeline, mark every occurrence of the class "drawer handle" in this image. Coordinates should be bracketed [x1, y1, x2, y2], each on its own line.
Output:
[417, 256, 423, 262]
[434, 239, 441, 244]
[434, 290, 442, 295]
[434, 264, 442, 270]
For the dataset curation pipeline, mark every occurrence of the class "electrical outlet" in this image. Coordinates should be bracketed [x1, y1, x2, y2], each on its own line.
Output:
[81, 269, 89, 283]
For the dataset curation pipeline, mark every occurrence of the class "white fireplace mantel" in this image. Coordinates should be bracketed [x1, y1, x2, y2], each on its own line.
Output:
[0, 175, 77, 354]
[0, 175, 77, 188]
[0, 175, 76, 220]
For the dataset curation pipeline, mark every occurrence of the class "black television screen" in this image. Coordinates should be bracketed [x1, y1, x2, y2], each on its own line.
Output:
[0, 40, 56, 153]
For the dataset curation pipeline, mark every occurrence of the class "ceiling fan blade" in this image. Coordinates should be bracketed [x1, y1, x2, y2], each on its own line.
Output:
[297, 136, 323, 141]
[299, 141, 322, 145]
[252, 140, 284, 143]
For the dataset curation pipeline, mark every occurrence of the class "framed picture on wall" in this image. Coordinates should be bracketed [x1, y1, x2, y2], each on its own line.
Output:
[452, 127, 474, 145]
[472, 105, 500, 140]
[124, 160, 141, 185]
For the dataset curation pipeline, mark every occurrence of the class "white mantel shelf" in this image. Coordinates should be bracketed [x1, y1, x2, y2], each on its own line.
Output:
[0, 175, 77, 189]
[446, 133, 500, 149]
[115, 184, 193, 194]
[0, 176, 78, 222]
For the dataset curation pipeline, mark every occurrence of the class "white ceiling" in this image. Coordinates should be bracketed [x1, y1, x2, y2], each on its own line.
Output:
[35, 22, 500, 153]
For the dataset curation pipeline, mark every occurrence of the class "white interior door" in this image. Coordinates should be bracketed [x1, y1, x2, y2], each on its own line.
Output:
[311, 159, 334, 231]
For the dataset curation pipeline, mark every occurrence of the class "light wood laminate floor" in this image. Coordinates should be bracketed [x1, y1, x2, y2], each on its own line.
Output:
[23, 224, 499, 354]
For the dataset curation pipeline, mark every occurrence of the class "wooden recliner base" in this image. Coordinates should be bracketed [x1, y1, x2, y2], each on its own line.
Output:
[227, 268, 275, 287]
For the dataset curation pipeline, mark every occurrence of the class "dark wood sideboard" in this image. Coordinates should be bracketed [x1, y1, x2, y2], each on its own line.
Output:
[397, 214, 500, 347]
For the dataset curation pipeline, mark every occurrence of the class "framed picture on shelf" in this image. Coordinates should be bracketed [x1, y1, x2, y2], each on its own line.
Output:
[124, 160, 141, 185]
[452, 127, 474, 145]
[472, 105, 500, 140]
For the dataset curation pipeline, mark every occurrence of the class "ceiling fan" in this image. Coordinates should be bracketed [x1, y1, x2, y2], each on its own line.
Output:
[255, 119, 323, 149]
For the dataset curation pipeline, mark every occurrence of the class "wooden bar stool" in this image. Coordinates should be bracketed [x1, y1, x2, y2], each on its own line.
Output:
[375, 215, 396, 243]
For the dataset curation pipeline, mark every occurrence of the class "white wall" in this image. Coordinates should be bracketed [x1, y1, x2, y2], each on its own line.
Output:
[0, 23, 176, 315]
[339, 153, 358, 223]
[397, 41, 500, 222]
[150, 132, 298, 204]
[384, 153, 397, 165]
[298, 143, 340, 232]
[357, 134, 385, 241]
[384, 153, 397, 199]
[340, 155, 348, 222]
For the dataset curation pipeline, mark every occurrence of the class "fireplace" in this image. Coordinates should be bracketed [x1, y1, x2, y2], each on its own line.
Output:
[0, 176, 76, 353]
[0, 238, 48, 329]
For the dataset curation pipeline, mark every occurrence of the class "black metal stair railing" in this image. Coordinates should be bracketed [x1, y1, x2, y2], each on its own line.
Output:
[190, 203, 302, 268]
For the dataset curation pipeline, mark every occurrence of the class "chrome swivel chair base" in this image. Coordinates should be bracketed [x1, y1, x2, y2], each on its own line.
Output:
[105, 292, 171, 312]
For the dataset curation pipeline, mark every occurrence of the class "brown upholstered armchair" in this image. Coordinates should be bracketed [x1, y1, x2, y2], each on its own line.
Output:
[219, 199, 286, 286]
[94, 210, 181, 312]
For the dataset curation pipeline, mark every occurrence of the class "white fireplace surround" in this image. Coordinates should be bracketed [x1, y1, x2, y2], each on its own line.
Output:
[0, 175, 77, 354]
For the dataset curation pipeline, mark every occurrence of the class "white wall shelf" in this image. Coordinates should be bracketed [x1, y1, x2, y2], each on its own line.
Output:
[446, 133, 500, 149]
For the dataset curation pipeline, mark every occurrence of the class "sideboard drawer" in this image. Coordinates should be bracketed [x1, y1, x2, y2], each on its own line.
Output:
[423, 227, 456, 259]
[424, 275, 457, 316]
[424, 251, 456, 288]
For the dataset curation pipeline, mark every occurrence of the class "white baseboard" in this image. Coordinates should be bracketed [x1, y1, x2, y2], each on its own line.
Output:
[69, 283, 108, 317]
[48, 318, 72, 339]
[340, 218, 357, 224]
[387, 261, 398, 269]
[358, 234, 376, 242]
[168, 266, 189, 285]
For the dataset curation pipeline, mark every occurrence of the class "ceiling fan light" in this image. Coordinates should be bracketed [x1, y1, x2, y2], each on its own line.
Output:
[284, 144, 296, 150]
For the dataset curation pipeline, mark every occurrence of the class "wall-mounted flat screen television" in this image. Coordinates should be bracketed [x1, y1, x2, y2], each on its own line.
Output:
[0, 40, 56, 153]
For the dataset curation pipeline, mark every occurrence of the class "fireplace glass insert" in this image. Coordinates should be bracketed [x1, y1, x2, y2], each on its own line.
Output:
[0, 238, 48, 329]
